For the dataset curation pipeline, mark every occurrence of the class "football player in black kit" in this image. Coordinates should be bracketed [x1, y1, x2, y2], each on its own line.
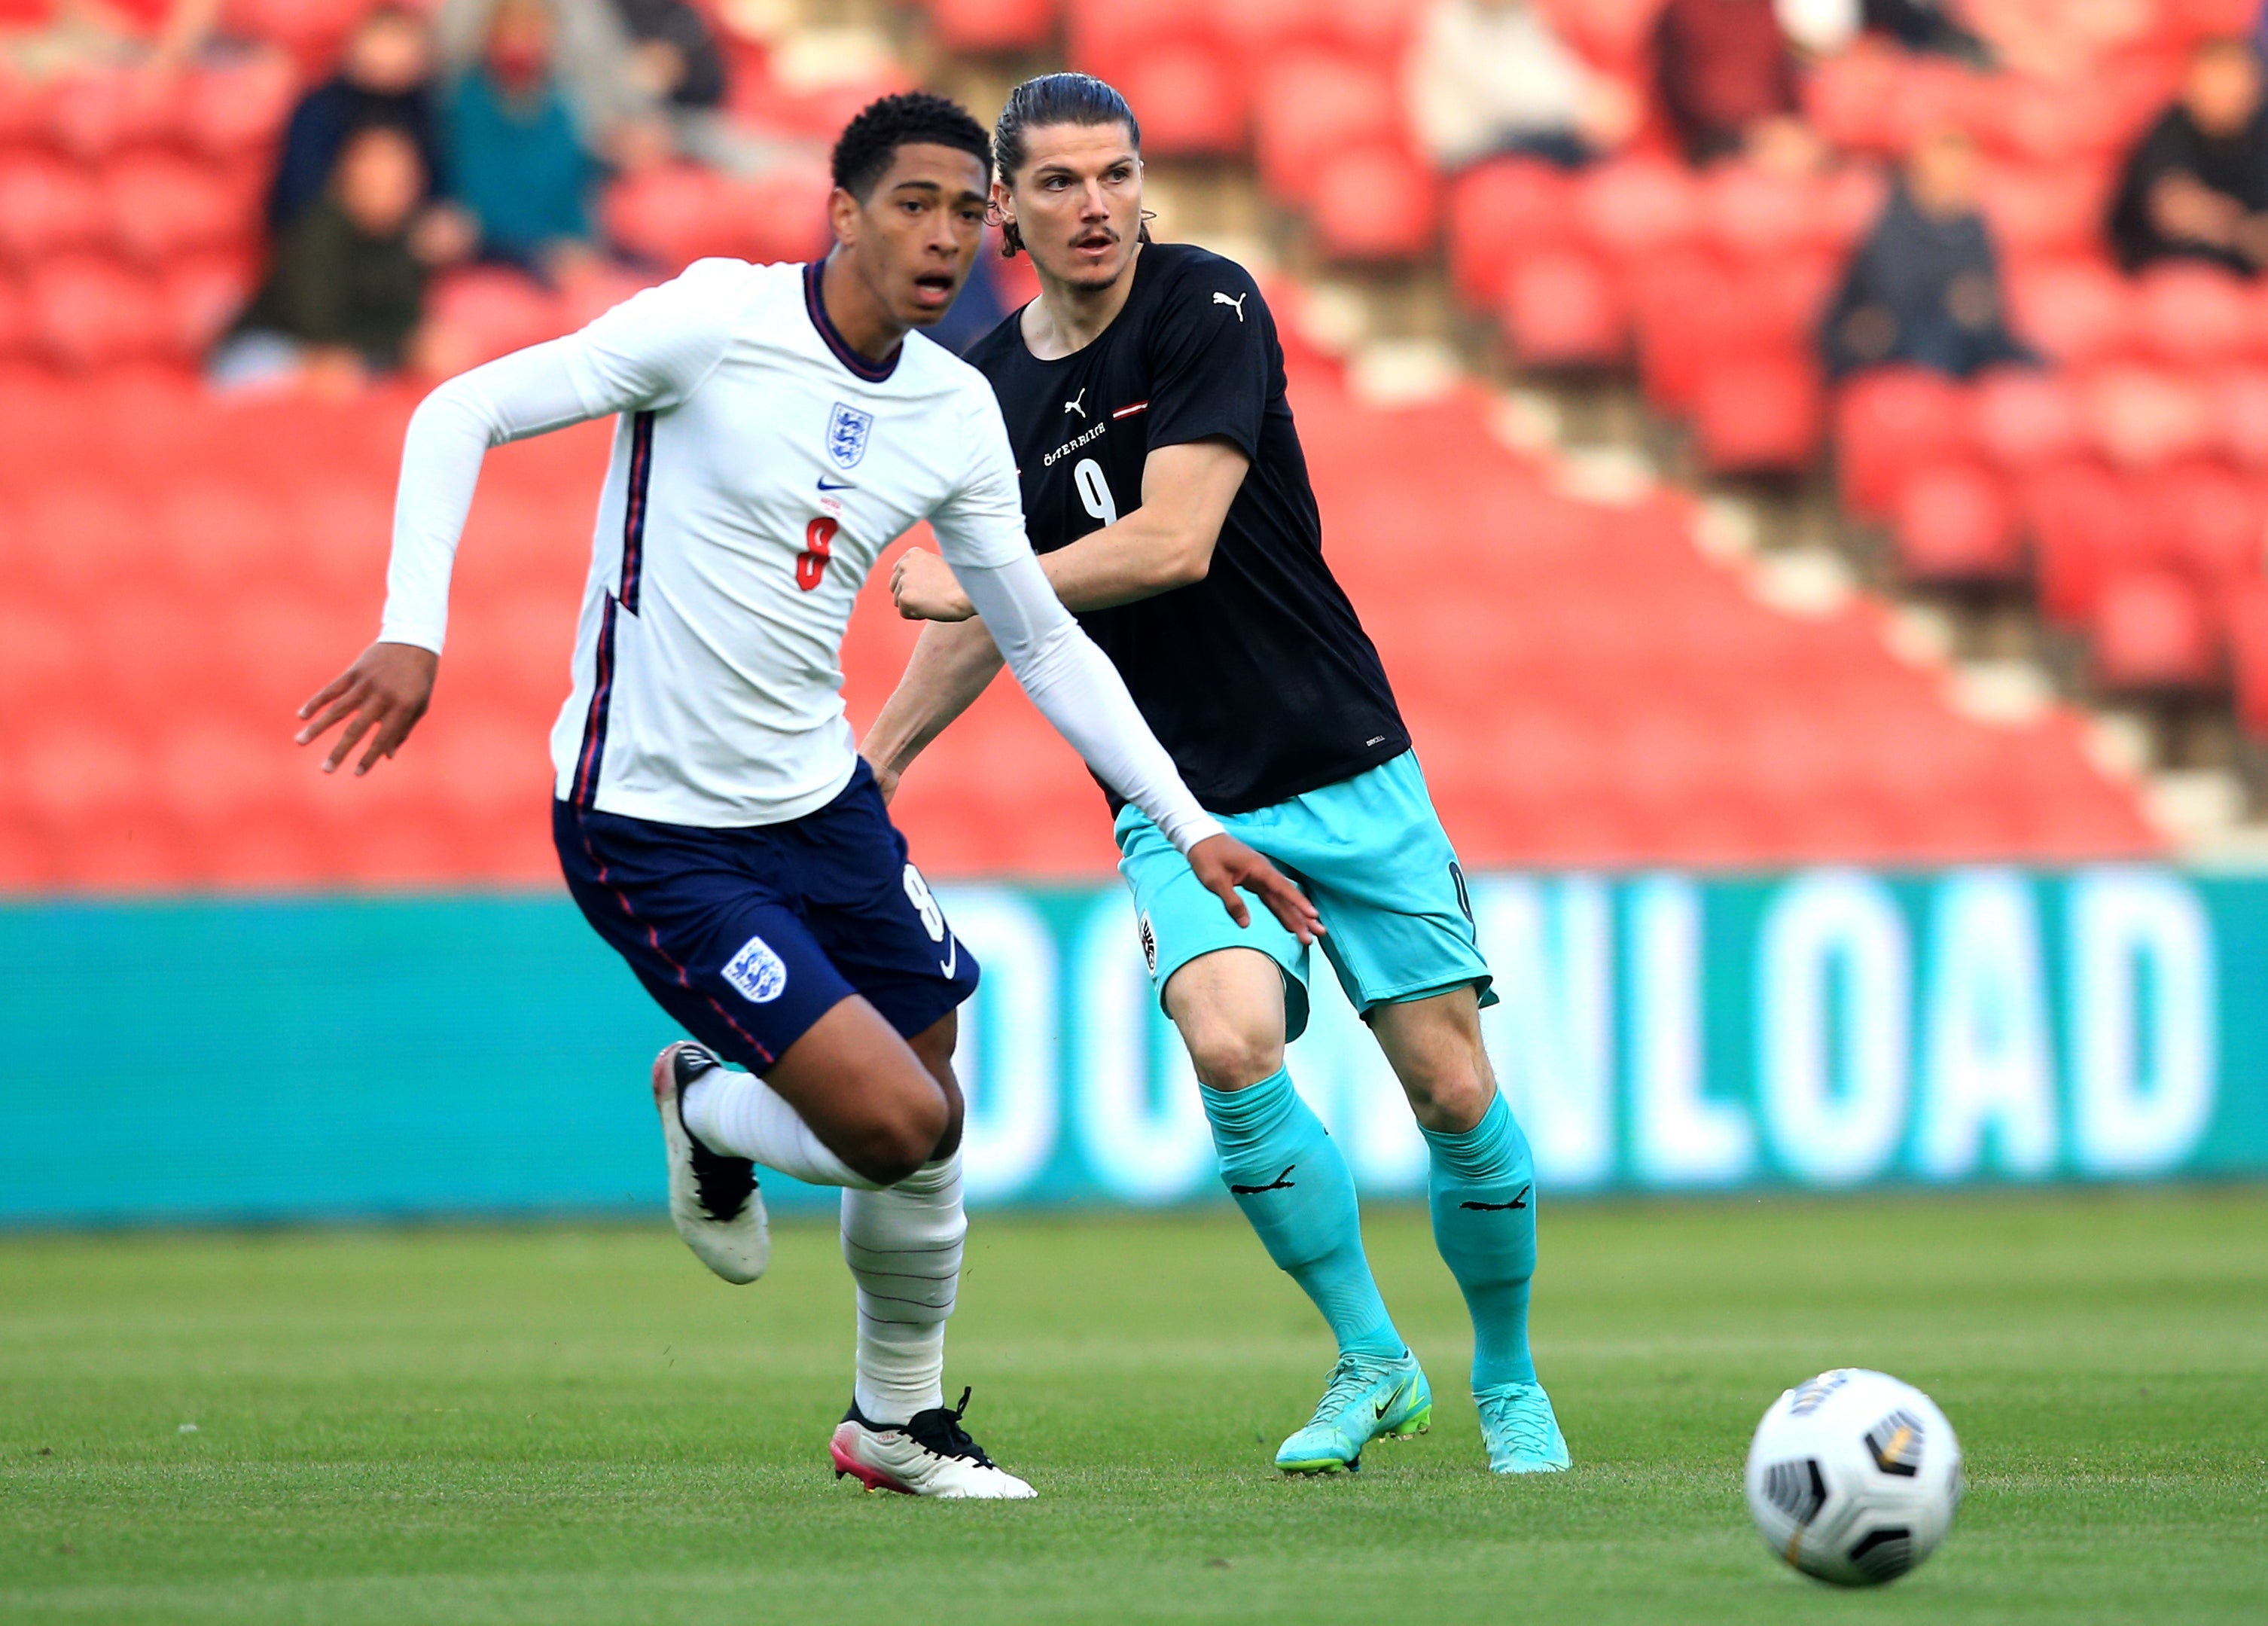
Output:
[864, 73, 1568, 1478]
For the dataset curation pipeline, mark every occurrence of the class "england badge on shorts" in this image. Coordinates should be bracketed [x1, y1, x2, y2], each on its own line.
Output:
[723, 932, 788, 1003]
[825, 401, 873, 469]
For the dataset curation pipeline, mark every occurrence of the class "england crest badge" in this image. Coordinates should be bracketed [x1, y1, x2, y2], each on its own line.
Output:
[825, 401, 873, 470]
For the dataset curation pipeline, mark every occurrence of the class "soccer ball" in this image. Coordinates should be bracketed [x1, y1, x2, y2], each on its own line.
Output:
[1744, 1368, 1962, 1587]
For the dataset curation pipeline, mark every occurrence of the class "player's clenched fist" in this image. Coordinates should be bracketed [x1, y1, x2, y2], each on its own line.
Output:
[892, 547, 975, 622]
[295, 641, 439, 776]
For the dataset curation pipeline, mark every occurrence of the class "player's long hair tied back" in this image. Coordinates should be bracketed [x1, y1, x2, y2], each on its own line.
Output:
[992, 72, 1153, 258]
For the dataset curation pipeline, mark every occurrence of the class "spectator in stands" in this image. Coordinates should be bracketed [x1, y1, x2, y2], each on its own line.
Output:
[270, 5, 444, 229]
[614, 0, 724, 114]
[2109, 36, 2268, 276]
[1823, 126, 2029, 380]
[439, 0, 655, 145]
[1404, 0, 1639, 171]
[1654, 0, 1821, 169]
[212, 126, 433, 396]
[607, 0, 785, 174]
[444, 0, 604, 279]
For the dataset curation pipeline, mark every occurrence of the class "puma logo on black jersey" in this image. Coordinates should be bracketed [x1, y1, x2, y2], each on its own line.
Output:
[1062, 389, 1089, 419]
[1213, 291, 1248, 321]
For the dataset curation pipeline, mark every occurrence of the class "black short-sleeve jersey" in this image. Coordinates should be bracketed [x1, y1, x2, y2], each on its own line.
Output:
[961, 242, 1409, 816]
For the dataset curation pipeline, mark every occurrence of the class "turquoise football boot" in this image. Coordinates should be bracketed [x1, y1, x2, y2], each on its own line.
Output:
[1474, 1380, 1571, 1474]
[1274, 1351, 1432, 1475]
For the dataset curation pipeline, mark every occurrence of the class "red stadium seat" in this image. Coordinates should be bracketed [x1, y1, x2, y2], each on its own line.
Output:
[0, 62, 47, 149]
[0, 269, 26, 359]
[26, 255, 171, 370]
[1501, 249, 1626, 367]
[1691, 349, 1823, 474]
[1114, 38, 1247, 158]
[1306, 143, 1438, 262]
[1833, 368, 1969, 519]
[1979, 164, 2107, 264]
[1065, 0, 1215, 78]
[602, 163, 739, 270]
[1447, 158, 1577, 308]
[733, 158, 834, 265]
[0, 155, 104, 266]
[158, 250, 256, 356]
[2212, 365, 2268, 469]
[1700, 163, 1844, 261]
[45, 65, 183, 161]
[1968, 366, 2085, 471]
[1252, 52, 1400, 208]
[422, 267, 565, 371]
[1803, 40, 1905, 154]
[2135, 261, 2258, 367]
[178, 54, 299, 160]
[1633, 252, 1823, 416]
[2020, 459, 2132, 624]
[1986, 72, 2132, 164]
[2008, 259, 2139, 367]
[102, 152, 245, 264]
[2091, 566, 2218, 690]
[1221, 0, 1339, 58]
[2155, 463, 2268, 584]
[922, 0, 1060, 53]
[1575, 155, 1700, 264]
[2083, 362, 2215, 468]
[1894, 462, 2020, 583]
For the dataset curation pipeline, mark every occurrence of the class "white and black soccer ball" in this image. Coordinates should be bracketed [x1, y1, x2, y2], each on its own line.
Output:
[1745, 1368, 1962, 1587]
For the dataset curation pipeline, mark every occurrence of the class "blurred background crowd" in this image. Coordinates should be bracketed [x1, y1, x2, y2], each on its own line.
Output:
[4, 0, 2268, 893]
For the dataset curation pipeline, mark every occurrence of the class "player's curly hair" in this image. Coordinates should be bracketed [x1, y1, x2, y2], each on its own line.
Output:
[992, 73, 1150, 258]
[831, 92, 992, 202]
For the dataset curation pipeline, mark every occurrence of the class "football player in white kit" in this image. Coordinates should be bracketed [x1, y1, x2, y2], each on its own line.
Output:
[295, 93, 1318, 1499]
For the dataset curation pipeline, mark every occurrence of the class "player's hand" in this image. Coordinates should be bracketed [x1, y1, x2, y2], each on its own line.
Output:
[891, 548, 975, 622]
[1187, 834, 1324, 946]
[295, 641, 439, 776]
[862, 754, 902, 804]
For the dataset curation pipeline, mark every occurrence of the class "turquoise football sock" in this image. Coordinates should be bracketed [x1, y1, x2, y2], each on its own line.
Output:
[1423, 1091, 1538, 1390]
[1200, 1068, 1403, 1361]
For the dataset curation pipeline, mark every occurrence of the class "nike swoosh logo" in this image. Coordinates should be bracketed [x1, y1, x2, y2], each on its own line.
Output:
[1374, 1378, 1411, 1420]
[817, 477, 856, 491]
[937, 936, 958, 979]
[1229, 1164, 1297, 1195]
[1459, 1185, 1531, 1213]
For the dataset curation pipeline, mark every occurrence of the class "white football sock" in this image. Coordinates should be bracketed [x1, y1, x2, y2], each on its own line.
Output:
[842, 1152, 965, 1426]
[679, 1069, 878, 1190]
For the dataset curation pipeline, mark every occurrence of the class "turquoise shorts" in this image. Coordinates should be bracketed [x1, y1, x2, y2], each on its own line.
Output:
[1114, 751, 1495, 1042]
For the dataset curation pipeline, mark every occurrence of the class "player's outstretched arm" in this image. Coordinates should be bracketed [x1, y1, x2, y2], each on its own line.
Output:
[296, 641, 439, 776]
[950, 549, 1320, 945]
[892, 439, 1250, 621]
[295, 262, 740, 776]
[860, 618, 1005, 802]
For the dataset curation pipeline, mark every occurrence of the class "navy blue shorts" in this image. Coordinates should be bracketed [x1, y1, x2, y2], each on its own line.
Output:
[553, 761, 980, 1075]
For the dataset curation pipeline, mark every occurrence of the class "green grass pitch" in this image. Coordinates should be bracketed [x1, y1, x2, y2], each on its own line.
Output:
[2, 1189, 2263, 1624]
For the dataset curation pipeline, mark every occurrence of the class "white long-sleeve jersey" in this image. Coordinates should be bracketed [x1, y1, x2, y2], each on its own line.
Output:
[380, 257, 1224, 853]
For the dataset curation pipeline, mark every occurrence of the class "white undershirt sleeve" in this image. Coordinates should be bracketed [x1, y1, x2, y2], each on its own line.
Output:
[931, 383, 1224, 856]
[953, 554, 1226, 857]
[377, 259, 745, 653]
